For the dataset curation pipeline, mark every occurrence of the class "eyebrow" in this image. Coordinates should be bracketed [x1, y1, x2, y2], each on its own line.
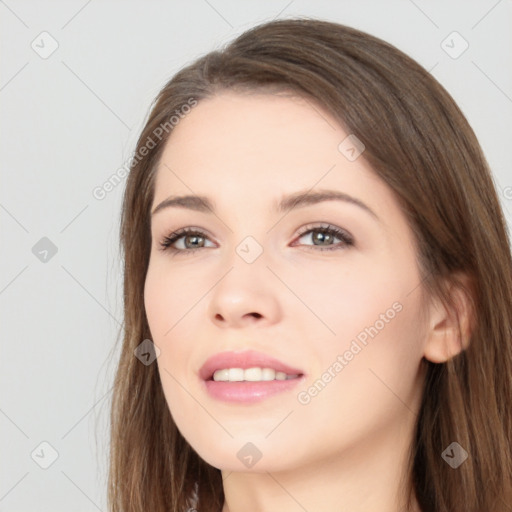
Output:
[151, 188, 379, 221]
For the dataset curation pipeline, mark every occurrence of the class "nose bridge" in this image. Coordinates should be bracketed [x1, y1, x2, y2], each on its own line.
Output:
[234, 233, 266, 266]
[221, 231, 270, 289]
[207, 228, 280, 326]
[221, 205, 270, 267]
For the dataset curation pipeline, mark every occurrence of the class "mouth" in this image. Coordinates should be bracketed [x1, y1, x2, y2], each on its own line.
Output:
[206, 367, 303, 382]
[199, 349, 306, 404]
[199, 349, 305, 382]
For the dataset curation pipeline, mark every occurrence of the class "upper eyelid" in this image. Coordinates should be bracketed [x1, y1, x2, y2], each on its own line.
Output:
[164, 224, 345, 238]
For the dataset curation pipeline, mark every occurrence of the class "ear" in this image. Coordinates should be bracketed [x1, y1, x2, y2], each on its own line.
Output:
[423, 273, 475, 364]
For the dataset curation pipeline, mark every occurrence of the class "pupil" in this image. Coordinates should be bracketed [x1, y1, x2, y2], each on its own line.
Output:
[315, 232, 331, 245]
[186, 235, 203, 249]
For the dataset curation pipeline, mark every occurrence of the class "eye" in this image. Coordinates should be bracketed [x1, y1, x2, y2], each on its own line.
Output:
[293, 223, 354, 251]
[158, 227, 214, 255]
[158, 223, 354, 255]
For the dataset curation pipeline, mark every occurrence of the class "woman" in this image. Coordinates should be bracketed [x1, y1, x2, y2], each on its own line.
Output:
[108, 17, 512, 512]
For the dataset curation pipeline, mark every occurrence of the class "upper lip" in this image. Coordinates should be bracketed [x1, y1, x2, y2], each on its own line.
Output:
[199, 350, 304, 381]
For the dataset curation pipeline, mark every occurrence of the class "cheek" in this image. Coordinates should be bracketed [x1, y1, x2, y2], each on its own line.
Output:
[294, 296, 425, 452]
[144, 261, 203, 340]
[284, 256, 406, 345]
[306, 282, 425, 413]
[295, 254, 425, 399]
[144, 265, 200, 426]
[143, 264, 198, 391]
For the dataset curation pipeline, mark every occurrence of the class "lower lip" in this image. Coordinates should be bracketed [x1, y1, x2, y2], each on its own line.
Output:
[203, 376, 305, 404]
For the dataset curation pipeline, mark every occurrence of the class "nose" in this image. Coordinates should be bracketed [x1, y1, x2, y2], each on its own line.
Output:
[207, 263, 282, 329]
[214, 309, 263, 324]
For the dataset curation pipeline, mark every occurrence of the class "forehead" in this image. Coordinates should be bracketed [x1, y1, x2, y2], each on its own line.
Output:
[156, 91, 380, 192]
[151, 92, 410, 240]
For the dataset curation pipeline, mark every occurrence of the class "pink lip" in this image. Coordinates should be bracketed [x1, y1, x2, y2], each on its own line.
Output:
[203, 378, 306, 403]
[199, 349, 304, 381]
[199, 350, 306, 404]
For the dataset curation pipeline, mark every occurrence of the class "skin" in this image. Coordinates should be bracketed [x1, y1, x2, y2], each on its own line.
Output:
[144, 91, 469, 512]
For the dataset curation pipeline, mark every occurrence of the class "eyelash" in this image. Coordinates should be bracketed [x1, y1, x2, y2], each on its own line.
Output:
[158, 223, 354, 256]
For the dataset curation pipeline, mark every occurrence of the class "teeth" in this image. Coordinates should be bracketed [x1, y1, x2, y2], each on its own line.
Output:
[244, 367, 262, 381]
[261, 368, 276, 381]
[229, 368, 244, 381]
[212, 367, 300, 382]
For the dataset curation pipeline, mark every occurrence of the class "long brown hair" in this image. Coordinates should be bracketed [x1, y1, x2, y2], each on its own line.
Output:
[107, 17, 512, 512]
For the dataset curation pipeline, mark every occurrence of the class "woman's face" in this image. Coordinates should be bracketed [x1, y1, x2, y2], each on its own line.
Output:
[144, 91, 429, 473]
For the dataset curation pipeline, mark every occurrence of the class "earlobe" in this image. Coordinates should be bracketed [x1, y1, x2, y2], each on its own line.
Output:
[423, 274, 475, 364]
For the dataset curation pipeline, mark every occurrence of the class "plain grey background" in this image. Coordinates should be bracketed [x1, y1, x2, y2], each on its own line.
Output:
[1, 0, 511, 510]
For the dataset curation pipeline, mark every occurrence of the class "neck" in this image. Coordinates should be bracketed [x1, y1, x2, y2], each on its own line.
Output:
[220, 415, 422, 512]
